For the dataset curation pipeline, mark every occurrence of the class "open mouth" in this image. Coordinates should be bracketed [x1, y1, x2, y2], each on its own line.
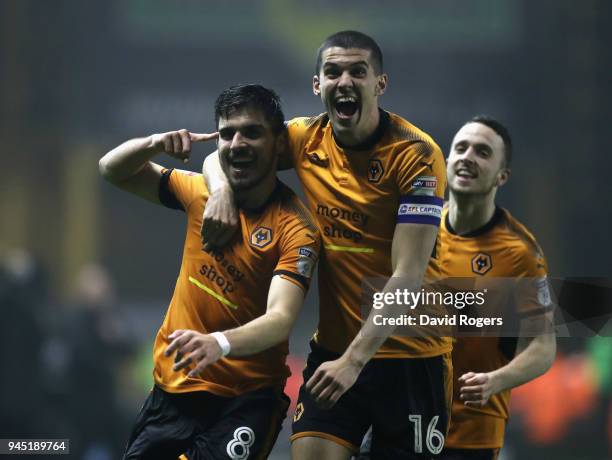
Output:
[229, 156, 256, 173]
[334, 96, 359, 121]
[456, 167, 477, 179]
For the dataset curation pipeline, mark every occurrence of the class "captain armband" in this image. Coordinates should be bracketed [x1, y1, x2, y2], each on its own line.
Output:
[397, 195, 443, 226]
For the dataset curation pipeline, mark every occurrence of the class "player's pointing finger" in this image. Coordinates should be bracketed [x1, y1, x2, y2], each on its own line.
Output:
[190, 132, 219, 142]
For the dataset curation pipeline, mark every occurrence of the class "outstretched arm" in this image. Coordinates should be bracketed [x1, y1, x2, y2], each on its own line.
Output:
[165, 275, 305, 377]
[99, 129, 216, 203]
[307, 223, 438, 408]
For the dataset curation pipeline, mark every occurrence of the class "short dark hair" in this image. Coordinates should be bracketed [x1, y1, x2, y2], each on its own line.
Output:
[467, 115, 513, 167]
[214, 84, 285, 135]
[315, 30, 383, 75]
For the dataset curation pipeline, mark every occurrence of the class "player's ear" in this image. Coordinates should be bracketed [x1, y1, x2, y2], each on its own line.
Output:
[375, 74, 388, 96]
[313, 75, 321, 96]
[496, 168, 511, 187]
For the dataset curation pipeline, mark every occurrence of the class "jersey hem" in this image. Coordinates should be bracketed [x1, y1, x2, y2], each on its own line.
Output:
[372, 344, 453, 359]
[154, 378, 285, 398]
[314, 336, 453, 359]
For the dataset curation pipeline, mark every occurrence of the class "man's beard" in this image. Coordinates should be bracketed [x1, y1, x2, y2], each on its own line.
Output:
[229, 158, 276, 193]
[449, 178, 497, 197]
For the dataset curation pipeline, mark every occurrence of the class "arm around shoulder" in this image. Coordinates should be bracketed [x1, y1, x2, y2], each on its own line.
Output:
[201, 150, 239, 248]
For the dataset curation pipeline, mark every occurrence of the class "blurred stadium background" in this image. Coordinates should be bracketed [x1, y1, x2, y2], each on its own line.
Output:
[1, 0, 610, 458]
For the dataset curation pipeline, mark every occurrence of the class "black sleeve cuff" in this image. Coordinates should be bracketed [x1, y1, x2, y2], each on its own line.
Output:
[159, 168, 184, 211]
[273, 270, 309, 291]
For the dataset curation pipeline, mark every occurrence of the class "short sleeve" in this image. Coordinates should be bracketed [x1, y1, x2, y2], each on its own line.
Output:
[273, 204, 322, 292]
[396, 142, 446, 226]
[159, 168, 208, 211]
[516, 245, 552, 315]
[286, 115, 325, 167]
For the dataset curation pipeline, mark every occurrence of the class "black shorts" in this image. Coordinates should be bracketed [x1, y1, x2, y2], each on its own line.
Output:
[439, 448, 500, 460]
[123, 385, 289, 460]
[291, 340, 452, 459]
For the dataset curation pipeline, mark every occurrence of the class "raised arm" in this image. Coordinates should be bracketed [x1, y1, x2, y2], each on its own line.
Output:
[99, 129, 216, 203]
[165, 275, 305, 377]
[307, 223, 438, 408]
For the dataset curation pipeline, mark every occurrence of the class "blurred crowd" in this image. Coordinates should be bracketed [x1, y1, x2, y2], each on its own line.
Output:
[0, 249, 141, 459]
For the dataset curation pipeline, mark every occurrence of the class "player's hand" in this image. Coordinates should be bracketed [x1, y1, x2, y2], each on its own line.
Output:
[305, 357, 362, 409]
[201, 186, 239, 250]
[150, 130, 218, 163]
[164, 329, 223, 377]
[458, 371, 499, 407]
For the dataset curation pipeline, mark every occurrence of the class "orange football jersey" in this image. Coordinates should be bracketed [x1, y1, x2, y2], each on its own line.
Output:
[152, 169, 321, 397]
[435, 206, 550, 448]
[287, 110, 450, 358]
